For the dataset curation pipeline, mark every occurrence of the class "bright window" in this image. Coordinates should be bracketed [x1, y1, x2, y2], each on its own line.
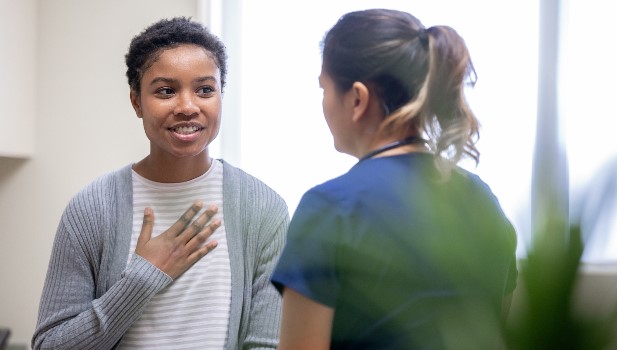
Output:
[204, 0, 617, 263]
[560, 0, 617, 263]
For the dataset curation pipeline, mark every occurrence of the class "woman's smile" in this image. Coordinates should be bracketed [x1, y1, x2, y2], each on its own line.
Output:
[168, 122, 206, 141]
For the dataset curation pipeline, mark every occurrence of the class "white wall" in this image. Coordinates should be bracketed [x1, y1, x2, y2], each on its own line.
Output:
[0, 0, 199, 347]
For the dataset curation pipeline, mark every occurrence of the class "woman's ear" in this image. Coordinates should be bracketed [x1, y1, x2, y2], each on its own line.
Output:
[350, 81, 370, 123]
[130, 90, 143, 118]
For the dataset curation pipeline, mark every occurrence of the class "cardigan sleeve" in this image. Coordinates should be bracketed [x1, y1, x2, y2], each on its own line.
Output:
[32, 176, 172, 350]
[229, 164, 290, 350]
[242, 205, 289, 349]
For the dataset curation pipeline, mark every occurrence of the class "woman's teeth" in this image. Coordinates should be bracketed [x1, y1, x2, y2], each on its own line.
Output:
[172, 126, 200, 134]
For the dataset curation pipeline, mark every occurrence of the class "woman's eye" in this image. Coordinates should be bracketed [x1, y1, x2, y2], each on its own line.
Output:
[197, 86, 215, 95]
[156, 87, 175, 96]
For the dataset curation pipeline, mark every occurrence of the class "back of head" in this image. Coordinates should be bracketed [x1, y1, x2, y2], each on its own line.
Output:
[125, 17, 228, 95]
[321, 8, 480, 176]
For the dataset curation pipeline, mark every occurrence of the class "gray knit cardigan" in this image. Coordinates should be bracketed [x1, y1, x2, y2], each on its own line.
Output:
[32, 160, 289, 350]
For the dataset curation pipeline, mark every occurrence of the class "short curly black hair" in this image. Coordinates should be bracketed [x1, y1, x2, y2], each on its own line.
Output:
[125, 17, 228, 95]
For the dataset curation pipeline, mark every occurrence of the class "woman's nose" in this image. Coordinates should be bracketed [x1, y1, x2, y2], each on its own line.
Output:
[174, 91, 200, 117]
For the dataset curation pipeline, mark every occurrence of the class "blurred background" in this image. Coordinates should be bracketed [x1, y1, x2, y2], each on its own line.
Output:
[0, 0, 616, 348]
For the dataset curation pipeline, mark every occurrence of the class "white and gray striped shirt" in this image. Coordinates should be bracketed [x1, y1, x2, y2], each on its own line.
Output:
[118, 160, 231, 349]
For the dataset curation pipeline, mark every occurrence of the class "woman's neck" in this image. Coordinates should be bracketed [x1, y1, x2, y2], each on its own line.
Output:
[132, 152, 212, 183]
[358, 135, 429, 161]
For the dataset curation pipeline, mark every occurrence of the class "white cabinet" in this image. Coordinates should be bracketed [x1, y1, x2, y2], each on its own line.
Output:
[0, 0, 36, 158]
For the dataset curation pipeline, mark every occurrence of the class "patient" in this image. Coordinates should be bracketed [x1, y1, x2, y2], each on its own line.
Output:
[32, 17, 288, 350]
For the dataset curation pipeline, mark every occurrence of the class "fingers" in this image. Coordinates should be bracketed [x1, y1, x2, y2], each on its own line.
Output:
[183, 218, 221, 256]
[180, 205, 220, 244]
[188, 240, 219, 262]
[136, 207, 154, 249]
[181, 206, 221, 268]
[166, 201, 204, 237]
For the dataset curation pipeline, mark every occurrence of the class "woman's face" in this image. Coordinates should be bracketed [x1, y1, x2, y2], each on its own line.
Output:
[130, 44, 222, 161]
[319, 67, 356, 155]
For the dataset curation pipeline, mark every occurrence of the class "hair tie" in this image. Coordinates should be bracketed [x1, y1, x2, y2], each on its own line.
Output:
[418, 28, 429, 47]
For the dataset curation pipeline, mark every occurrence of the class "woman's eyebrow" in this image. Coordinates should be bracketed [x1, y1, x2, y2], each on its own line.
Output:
[148, 77, 176, 86]
[148, 76, 218, 85]
[194, 76, 218, 84]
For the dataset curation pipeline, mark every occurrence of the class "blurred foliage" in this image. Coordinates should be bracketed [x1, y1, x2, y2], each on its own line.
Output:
[504, 221, 616, 350]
